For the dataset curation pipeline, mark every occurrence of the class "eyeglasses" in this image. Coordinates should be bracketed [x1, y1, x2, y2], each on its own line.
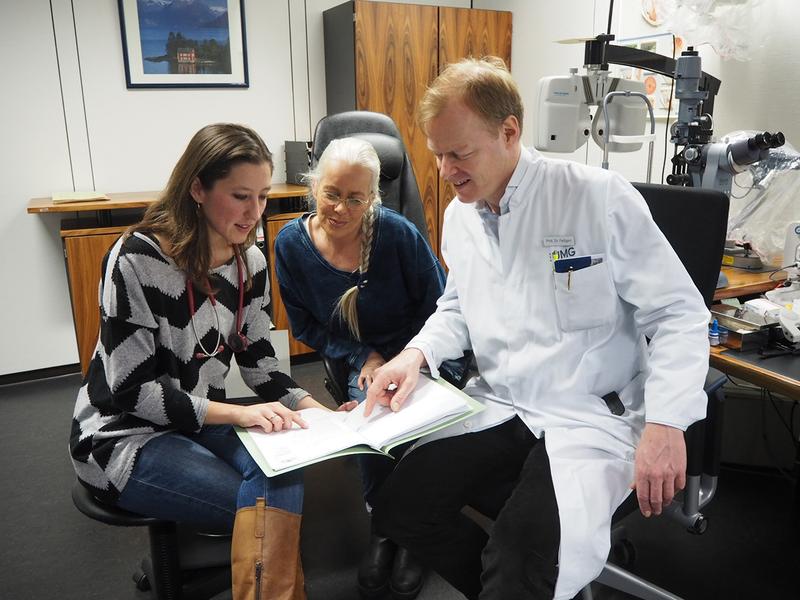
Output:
[319, 190, 370, 209]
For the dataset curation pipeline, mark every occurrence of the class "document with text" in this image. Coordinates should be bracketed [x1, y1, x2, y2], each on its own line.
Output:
[236, 376, 483, 476]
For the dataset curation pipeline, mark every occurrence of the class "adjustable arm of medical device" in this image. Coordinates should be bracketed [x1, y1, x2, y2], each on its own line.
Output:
[584, 36, 721, 117]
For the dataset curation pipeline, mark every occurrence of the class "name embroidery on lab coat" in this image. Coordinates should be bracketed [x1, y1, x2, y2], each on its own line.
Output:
[542, 236, 574, 247]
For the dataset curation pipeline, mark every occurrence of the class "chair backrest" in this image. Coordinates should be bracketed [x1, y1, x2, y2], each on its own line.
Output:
[310, 110, 430, 243]
[632, 183, 729, 308]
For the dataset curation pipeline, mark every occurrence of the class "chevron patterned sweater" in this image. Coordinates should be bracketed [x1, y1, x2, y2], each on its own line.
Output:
[69, 232, 308, 503]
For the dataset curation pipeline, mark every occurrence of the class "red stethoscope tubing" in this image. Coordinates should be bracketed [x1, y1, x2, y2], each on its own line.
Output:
[186, 252, 247, 359]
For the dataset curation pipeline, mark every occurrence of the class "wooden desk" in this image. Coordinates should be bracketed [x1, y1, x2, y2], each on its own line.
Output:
[711, 266, 798, 398]
[29, 186, 311, 373]
[714, 266, 786, 301]
[710, 345, 800, 400]
[27, 184, 309, 213]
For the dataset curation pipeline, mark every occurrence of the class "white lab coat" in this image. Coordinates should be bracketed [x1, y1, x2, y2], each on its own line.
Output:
[409, 147, 710, 599]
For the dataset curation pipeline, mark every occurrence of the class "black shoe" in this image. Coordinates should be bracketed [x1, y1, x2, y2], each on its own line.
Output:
[358, 535, 397, 599]
[389, 546, 425, 600]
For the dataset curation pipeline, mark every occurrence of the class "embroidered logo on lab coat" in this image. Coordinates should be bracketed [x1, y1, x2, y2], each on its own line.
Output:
[551, 247, 576, 261]
[544, 236, 576, 262]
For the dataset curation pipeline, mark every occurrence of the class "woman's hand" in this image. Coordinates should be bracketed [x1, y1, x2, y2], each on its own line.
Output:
[358, 351, 386, 391]
[235, 402, 307, 433]
[336, 400, 359, 412]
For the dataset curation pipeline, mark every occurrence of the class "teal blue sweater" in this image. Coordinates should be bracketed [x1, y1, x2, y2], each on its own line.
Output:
[274, 207, 445, 369]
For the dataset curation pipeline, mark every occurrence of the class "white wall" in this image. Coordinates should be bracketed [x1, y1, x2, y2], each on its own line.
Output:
[4, 0, 798, 375]
[2, 0, 313, 376]
[1, 1, 80, 373]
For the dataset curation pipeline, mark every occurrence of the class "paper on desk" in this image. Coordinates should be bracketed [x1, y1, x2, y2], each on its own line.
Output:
[52, 191, 110, 204]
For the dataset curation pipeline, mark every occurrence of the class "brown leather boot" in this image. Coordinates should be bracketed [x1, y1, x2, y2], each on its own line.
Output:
[231, 497, 306, 600]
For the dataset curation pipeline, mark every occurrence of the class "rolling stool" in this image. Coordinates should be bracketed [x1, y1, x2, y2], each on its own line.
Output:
[71, 481, 231, 599]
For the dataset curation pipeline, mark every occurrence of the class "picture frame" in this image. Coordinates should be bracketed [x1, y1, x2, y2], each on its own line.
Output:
[613, 33, 685, 120]
[118, 0, 248, 89]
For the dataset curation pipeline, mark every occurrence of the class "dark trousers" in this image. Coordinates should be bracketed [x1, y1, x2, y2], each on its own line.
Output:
[372, 416, 561, 600]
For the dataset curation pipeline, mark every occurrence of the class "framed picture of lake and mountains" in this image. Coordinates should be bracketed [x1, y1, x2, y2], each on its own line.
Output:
[118, 0, 248, 88]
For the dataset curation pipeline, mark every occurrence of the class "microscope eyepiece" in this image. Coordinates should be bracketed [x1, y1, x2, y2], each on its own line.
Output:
[749, 131, 785, 151]
[750, 132, 773, 150]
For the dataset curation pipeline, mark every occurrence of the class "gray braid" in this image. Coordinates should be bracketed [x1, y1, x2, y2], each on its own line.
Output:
[333, 204, 378, 341]
[358, 203, 376, 279]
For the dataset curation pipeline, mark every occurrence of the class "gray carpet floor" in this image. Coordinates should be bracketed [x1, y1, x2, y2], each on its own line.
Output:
[0, 361, 797, 599]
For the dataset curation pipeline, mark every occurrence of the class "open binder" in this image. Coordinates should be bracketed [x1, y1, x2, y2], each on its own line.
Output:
[237, 375, 483, 477]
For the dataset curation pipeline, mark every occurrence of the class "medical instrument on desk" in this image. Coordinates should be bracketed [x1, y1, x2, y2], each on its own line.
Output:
[761, 226, 800, 344]
[708, 319, 720, 346]
[777, 309, 800, 344]
[764, 222, 800, 306]
[721, 241, 762, 270]
[186, 252, 249, 359]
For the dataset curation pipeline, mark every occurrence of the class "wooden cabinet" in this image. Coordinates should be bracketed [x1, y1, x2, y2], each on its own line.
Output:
[323, 0, 512, 258]
[265, 214, 315, 357]
[436, 7, 513, 230]
[62, 225, 128, 374]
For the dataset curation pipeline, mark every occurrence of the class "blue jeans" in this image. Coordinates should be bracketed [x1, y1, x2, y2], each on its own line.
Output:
[347, 370, 408, 509]
[117, 425, 304, 531]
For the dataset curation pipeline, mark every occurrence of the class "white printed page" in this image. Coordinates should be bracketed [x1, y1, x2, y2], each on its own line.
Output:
[343, 376, 469, 448]
[245, 408, 368, 471]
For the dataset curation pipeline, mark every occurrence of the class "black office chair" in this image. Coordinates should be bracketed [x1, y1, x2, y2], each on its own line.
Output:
[590, 183, 730, 599]
[72, 481, 231, 599]
[309, 111, 473, 404]
[310, 110, 430, 243]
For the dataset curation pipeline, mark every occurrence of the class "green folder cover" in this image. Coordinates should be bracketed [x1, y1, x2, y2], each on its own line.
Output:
[236, 376, 484, 477]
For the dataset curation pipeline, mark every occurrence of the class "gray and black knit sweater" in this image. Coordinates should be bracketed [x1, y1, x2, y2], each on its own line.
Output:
[69, 232, 308, 504]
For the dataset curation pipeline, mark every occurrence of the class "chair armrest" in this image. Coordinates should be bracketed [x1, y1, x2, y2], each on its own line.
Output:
[322, 355, 350, 406]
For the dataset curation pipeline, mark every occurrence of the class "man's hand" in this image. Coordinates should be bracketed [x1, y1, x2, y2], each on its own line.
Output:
[364, 348, 425, 417]
[632, 423, 687, 517]
[358, 351, 386, 391]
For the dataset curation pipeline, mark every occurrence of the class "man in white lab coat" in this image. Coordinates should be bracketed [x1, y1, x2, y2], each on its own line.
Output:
[365, 57, 710, 600]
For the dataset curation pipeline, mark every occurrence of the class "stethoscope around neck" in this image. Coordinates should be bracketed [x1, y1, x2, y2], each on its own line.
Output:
[186, 252, 249, 359]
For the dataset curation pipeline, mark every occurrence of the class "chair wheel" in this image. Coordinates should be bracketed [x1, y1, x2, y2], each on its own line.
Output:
[688, 515, 708, 535]
[133, 570, 151, 592]
[611, 538, 636, 567]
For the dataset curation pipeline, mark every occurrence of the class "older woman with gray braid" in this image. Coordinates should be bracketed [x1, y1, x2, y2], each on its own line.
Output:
[274, 137, 447, 600]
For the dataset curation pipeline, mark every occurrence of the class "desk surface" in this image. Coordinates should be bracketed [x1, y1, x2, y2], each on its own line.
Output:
[27, 184, 309, 214]
[710, 345, 800, 400]
[714, 266, 785, 301]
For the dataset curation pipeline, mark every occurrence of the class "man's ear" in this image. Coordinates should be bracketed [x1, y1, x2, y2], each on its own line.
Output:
[189, 177, 204, 204]
[501, 115, 521, 145]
